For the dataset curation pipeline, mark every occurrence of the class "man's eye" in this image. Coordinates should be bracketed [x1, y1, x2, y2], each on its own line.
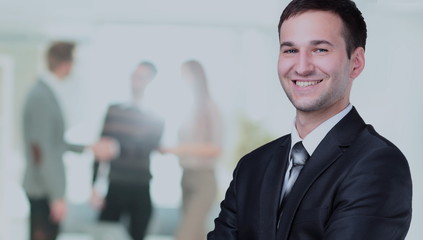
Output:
[314, 48, 328, 53]
[283, 49, 297, 54]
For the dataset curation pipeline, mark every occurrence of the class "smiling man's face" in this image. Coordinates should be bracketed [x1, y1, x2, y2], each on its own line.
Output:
[278, 10, 363, 115]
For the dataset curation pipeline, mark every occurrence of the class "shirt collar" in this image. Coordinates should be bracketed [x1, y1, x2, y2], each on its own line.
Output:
[40, 71, 70, 125]
[40, 71, 63, 93]
[290, 104, 353, 156]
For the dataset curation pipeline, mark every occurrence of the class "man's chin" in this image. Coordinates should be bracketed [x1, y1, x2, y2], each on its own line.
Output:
[292, 102, 323, 113]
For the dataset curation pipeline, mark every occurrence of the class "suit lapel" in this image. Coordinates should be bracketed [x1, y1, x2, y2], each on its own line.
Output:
[259, 136, 291, 239]
[276, 107, 366, 239]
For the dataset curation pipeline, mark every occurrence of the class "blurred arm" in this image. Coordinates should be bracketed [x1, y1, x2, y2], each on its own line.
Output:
[160, 143, 221, 158]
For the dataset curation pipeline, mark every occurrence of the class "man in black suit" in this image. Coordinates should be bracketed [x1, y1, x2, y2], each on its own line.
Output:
[208, 0, 412, 239]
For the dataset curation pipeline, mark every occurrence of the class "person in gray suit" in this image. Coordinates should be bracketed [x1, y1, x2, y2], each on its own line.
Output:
[22, 41, 115, 240]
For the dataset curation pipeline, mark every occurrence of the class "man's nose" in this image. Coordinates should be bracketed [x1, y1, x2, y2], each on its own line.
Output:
[295, 52, 314, 76]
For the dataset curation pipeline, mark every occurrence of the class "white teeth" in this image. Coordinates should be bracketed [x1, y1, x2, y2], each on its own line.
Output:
[295, 81, 321, 87]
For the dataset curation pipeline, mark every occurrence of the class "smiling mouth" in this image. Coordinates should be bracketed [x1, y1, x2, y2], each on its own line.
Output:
[294, 80, 323, 87]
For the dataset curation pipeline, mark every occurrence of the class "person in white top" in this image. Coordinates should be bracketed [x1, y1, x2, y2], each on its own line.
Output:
[160, 60, 223, 240]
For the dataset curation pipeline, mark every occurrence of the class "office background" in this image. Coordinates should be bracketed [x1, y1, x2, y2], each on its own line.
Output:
[0, 0, 422, 239]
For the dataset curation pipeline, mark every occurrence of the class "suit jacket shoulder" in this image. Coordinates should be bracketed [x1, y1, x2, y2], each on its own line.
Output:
[277, 108, 412, 240]
[236, 135, 290, 176]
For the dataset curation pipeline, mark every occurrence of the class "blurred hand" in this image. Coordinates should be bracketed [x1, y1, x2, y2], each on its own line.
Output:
[90, 137, 119, 162]
[90, 190, 105, 210]
[158, 146, 168, 154]
[158, 146, 178, 155]
[50, 199, 66, 223]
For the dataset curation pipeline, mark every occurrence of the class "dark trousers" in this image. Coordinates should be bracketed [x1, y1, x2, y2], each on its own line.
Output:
[28, 197, 59, 240]
[99, 182, 152, 240]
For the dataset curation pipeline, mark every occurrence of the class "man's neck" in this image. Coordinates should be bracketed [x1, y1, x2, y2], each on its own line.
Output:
[295, 103, 350, 139]
[131, 93, 144, 106]
[51, 70, 66, 81]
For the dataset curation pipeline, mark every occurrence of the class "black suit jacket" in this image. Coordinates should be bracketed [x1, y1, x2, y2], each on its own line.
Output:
[208, 108, 412, 240]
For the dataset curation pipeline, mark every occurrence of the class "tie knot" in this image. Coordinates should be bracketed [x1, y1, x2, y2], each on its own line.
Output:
[291, 141, 309, 166]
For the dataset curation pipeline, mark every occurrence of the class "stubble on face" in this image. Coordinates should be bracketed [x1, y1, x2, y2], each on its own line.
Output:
[282, 64, 351, 114]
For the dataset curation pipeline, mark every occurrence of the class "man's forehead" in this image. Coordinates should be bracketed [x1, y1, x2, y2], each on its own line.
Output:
[279, 10, 344, 39]
[281, 10, 342, 28]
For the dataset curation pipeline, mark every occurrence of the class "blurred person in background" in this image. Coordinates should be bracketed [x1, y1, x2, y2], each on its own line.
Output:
[160, 60, 223, 240]
[22, 41, 116, 240]
[91, 61, 164, 240]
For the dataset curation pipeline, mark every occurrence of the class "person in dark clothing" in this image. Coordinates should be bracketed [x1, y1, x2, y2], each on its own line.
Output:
[208, 0, 412, 239]
[92, 62, 164, 240]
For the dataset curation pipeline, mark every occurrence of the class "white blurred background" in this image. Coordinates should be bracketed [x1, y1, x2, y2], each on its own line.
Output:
[0, 0, 422, 239]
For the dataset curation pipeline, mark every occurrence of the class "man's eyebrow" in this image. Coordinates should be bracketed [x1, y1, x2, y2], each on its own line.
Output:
[280, 41, 294, 48]
[310, 40, 334, 47]
[280, 40, 334, 49]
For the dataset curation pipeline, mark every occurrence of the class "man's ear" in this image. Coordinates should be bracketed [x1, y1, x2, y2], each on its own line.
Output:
[350, 47, 365, 80]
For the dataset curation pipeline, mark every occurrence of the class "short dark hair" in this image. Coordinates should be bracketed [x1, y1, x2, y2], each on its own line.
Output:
[47, 41, 75, 71]
[139, 61, 157, 76]
[278, 0, 367, 58]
